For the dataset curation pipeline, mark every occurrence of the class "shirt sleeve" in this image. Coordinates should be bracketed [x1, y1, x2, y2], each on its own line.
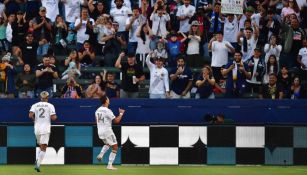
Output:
[108, 109, 116, 120]
[29, 105, 35, 113]
[50, 105, 56, 115]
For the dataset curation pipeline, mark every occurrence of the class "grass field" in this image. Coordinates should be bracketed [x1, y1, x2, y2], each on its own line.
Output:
[0, 165, 307, 175]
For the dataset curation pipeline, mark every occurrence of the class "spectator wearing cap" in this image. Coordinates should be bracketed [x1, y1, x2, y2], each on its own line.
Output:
[115, 52, 145, 98]
[186, 20, 202, 68]
[166, 31, 187, 68]
[222, 51, 251, 98]
[74, 8, 95, 50]
[207, 2, 223, 38]
[62, 0, 84, 24]
[110, 0, 132, 41]
[146, 53, 170, 99]
[259, 73, 283, 99]
[150, 5, 170, 38]
[35, 55, 59, 97]
[126, 5, 147, 55]
[245, 47, 265, 94]
[21, 32, 38, 69]
[15, 64, 36, 98]
[41, 0, 59, 22]
[237, 24, 259, 62]
[102, 21, 126, 67]
[0, 53, 16, 98]
[88, 0, 106, 21]
[32, 6, 52, 56]
[209, 31, 235, 83]
[195, 65, 215, 99]
[169, 55, 193, 99]
[11, 10, 28, 47]
[177, 0, 196, 33]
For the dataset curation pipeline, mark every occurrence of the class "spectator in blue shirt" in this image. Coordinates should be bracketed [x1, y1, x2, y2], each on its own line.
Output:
[195, 65, 215, 99]
[169, 55, 193, 99]
[222, 51, 251, 98]
[166, 31, 187, 67]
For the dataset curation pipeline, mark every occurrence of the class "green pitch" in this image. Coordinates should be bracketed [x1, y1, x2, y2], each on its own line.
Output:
[0, 165, 307, 175]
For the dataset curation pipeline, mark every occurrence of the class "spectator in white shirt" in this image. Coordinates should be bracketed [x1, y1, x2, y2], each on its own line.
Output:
[62, 0, 84, 24]
[110, 0, 132, 41]
[74, 8, 95, 50]
[223, 14, 239, 48]
[176, 0, 196, 33]
[297, 39, 307, 81]
[186, 21, 202, 68]
[136, 23, 153, 67]
[150, 5, 170, 38]
[126, 5, 147, 54]
[208, 31, 235, 83]
[41, 0, 59, 22]
[146, 53, 170, 99]
[264, 35, 282, 64]
[111, 0, 131, 11]
[237, 24, 259, 62]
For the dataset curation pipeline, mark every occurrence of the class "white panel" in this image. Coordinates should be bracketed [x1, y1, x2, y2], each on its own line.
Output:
[36, 147, 64, 164]
[236, 126, 265, 148]
[121, 126, 149, 147]
[179, 126, 207, 147]
[150, 148, 178, 165]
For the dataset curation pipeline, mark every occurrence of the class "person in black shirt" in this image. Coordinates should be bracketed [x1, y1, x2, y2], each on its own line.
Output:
[115, 52, 145, 98]
[11, 10, 28, 47]
[259, 73, 283, 99]
[21, 32, 38, 69]
[103, 71, 120, 98]
[35, 55, 59, 98]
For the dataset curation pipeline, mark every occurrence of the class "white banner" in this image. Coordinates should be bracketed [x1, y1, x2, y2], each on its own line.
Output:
[221, 0, 244, 14]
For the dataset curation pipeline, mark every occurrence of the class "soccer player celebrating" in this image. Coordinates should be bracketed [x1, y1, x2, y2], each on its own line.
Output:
[29, 91, 57, 172]
[95, 95, 125, 170]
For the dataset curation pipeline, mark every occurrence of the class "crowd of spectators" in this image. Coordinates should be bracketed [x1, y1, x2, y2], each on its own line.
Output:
[0, 0, 306, 99]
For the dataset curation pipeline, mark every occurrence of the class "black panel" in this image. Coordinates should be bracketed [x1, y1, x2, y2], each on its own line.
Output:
[236, 148, 265, 165]
[121, 138, 149, 164]
[7, 147, 36, 164]
[93, 125, 121, 147]
[265, 127, 293, 147]
[294, 148, 307, 165]
[150, 126, 178, 147]
[207, 126, 235, 147]
[179, 139, 206, 164]
[65, 147, 92, 164]
[0, 126, 6, 146]
[49, 126, 65, 151]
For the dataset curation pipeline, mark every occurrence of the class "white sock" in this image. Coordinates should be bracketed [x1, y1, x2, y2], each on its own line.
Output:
[99, 145, 110, 156]
[108, 151, 117, 166]
[37, 151, 46, 167]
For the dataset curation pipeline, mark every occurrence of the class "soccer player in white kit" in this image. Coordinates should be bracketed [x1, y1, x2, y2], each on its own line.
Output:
[29, 91, 57, 172]
[95, 95, 125, 170]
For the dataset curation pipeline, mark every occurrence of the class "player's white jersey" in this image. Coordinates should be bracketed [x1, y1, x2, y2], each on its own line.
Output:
[95, 106, 115, 138]
[29, 102, 56, 135]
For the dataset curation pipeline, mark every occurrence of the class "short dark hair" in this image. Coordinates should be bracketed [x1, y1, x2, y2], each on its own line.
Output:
[245, 27, 253, 32]
[100, 95, 109, 104]
[234, 51, 243, 56]
[42, 54, 49, 59]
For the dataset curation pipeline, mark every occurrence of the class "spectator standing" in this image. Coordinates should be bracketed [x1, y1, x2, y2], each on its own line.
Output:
[136, 23, 153, 67]
[0, 53, 16, 98]
[88, 0, 106, 21]
[186, 20, 202, 68]
[11, 10, 28, 47]
[169, 55, 193, 99]
[33, 7, 52, 56]
[209, 31, 235, 83]
[62, 0, 84, 25]
[150, 5, 170, 38]
[263, 55, 279, 84]
[53, 15, 68, 55]
[237, 25, 259, 62]
[15, 64, 36, 98]
[263, 35, 282, 64]
[146, 53, 170, 99]
[35, 55, 59, 97]
[223, 14, 239, 49]
[21, 32, 38, 69]
[41, 0, 59, 22]
[115, 52, 145, 98]
[222, 51, 251, 98]
[195, 65, 215, 99]
[78, 40, 96, 67]
[176, 0, 195, 33]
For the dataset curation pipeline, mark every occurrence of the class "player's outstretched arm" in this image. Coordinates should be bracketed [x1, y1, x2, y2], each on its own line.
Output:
[113, 108, 125, 124]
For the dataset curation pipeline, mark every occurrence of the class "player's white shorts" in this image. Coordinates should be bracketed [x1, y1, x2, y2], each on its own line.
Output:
[35, 134, 50, 145]
[99, 133, 117, 146]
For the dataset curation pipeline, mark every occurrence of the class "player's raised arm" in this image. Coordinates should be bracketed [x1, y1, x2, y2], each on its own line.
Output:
[113, 108, 125, 124]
